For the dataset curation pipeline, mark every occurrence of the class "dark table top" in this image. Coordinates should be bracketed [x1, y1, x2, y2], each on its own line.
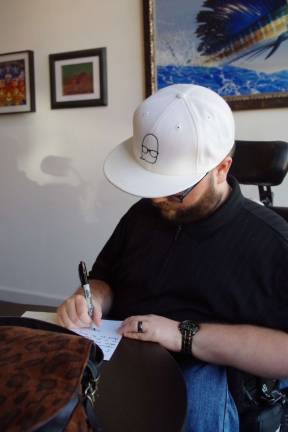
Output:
[0, 301, 187, 432]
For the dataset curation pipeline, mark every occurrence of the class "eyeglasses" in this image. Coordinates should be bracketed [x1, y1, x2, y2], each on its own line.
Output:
[141, 144, 159, 159]
[167, 173, 208, 203]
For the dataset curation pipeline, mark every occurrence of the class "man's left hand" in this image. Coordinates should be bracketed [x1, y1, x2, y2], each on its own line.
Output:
[119, 314, 181, 352]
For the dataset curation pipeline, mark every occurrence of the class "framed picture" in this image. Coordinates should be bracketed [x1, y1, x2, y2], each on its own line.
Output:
[49, 48, 107, 109]
[0, 50, 35, 114]
[143, 0, 288, 110]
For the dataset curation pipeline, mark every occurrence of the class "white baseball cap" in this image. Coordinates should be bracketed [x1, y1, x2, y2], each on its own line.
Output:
[104, 84, 235, 198]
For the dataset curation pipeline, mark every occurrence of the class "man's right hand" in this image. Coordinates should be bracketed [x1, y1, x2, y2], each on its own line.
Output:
[57, 279, 113, 329]
[57, 292, 102, 329]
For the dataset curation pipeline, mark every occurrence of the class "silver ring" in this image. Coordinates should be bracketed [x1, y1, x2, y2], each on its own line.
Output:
[137, 321, 144, 333]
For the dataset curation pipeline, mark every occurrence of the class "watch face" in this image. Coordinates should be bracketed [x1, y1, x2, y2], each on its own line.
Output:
[179, 320, 199, 335]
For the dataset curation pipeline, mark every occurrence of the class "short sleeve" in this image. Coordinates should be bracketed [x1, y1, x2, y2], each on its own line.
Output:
[88, 213, 129, 285]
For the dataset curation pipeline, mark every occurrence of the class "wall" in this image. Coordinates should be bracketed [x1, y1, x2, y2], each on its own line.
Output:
[0, 0, 142, 305]
[0, 1, 287, 306]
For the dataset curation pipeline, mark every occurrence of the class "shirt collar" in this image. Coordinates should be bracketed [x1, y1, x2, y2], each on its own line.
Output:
[181, 176, 245, 238]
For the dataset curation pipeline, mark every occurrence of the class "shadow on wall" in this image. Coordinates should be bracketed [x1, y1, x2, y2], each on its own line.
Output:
[0, 137, 122, 304]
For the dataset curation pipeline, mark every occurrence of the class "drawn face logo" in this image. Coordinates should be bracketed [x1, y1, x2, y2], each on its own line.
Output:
[140, 134, 159, 164]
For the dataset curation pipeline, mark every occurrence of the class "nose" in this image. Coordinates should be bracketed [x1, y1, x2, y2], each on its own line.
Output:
[152, 196, 168, 204]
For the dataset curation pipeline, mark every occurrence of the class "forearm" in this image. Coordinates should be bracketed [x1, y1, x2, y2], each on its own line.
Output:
[89, 279, 113, 316]
[76, 278, 113, 316]
[192, 323, 288, 378]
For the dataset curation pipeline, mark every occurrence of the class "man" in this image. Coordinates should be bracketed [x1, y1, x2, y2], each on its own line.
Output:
[58, 84, 288, 432]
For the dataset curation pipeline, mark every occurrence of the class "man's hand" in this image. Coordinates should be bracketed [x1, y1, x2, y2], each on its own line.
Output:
[57, 292, 102, 329]
[57, 279, 113, 329]
[119, 314, 182, 352]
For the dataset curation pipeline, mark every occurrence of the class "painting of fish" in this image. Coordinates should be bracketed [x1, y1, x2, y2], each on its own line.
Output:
[143, 0, 288, 109]
[196, 0, 288, 66]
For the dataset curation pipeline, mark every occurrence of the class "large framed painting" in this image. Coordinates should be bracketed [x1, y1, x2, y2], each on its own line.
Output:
[0, 50, 35, 114]
[49, 48, 108, 109]
[143, 0, 288, 110]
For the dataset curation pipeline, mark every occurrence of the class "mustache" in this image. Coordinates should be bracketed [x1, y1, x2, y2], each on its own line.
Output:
[152, 201, 175, 211]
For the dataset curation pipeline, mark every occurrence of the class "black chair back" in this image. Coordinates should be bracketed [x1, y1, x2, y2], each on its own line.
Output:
[230, 140, 288, 219]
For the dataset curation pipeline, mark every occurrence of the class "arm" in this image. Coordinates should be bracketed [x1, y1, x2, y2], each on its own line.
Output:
[88, 278, 113, 317]
[192, 322, 288, 378]
[119, 315, 288, 378]
[58, 209, 132, 329]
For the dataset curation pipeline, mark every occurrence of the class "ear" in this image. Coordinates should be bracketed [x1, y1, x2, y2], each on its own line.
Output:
[215, 157, 232, 184]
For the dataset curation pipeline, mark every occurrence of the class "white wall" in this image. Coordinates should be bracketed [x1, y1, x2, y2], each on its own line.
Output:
[0, 0, 142, 305]
[0, 0, 287, 306]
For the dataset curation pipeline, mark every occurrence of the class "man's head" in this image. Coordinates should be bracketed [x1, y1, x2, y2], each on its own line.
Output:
[104, 84, 235, 205]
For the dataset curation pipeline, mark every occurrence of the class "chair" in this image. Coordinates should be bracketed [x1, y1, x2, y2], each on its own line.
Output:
[230, 140, 288, 221]
[228, 140, 288, 430]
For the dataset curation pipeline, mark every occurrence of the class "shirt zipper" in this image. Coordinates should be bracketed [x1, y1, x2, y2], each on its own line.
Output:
[154, 225, 182, 291]
[175, 225, 182, 241]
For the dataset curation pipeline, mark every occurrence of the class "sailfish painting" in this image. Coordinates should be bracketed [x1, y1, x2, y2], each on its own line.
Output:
[196, 0, 288, 65]
[152, 0, 288, 108]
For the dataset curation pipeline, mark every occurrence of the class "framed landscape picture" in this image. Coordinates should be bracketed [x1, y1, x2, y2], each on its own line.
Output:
[49, 48, 107, 109]
[0, 50, 35, 114]
[143, 0, 288, 110]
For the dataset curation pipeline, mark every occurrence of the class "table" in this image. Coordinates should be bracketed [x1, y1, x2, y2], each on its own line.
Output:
[0, 301, 187, 432]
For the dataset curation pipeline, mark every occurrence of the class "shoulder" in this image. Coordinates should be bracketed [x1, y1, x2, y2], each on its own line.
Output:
[121, 198, 155, 223]
[242, 198, 288, 244]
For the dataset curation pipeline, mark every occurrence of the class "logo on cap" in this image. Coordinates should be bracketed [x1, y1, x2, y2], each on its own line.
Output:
[140, 134, 159, 165]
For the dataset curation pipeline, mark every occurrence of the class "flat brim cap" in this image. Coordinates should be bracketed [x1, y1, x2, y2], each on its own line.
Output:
[104, 84, 234, 198]
[104, 137, 207, 198]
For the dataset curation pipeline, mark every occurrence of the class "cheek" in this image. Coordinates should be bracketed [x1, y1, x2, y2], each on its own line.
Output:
[183, 187, 205, 205]
[182, 180, 213, 206]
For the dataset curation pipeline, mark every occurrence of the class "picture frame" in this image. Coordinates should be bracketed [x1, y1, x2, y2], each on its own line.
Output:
[0, 50, 35, 114]
[49, 48, 107, 109]
[143, 0, 288, 110]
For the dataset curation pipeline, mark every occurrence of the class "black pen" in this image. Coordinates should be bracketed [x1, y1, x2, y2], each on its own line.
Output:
[78, 261, 96, 329]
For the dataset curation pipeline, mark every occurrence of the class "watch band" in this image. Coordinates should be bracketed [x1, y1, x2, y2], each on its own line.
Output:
[179, 321, 200, 354]
[182, 329, 193, 354]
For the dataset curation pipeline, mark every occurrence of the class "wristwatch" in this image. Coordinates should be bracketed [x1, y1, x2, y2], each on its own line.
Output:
[178, 320, 200, 354]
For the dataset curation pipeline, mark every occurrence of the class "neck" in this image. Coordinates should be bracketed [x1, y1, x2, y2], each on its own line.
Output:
[219, 181, 232, 205]
[207, 181, 232, 217]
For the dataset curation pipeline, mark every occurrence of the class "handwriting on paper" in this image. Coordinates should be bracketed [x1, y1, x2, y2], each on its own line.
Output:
[22, 311, 122, 361]
[71, 320, 122, 360]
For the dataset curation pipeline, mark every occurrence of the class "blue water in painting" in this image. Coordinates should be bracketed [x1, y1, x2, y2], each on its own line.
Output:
[157, 65, 288, 96]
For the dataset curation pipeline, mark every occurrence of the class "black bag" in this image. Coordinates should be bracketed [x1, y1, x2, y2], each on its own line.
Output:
[228, 369, 288, 432]
[0, 317, 104, 432]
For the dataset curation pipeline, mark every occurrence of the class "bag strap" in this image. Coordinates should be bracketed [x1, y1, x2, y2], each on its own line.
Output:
[0, 316, 76, 335]
[83, 360, 104, 431]
[85, 398, 104, 432]
[281, 396, 288, 432]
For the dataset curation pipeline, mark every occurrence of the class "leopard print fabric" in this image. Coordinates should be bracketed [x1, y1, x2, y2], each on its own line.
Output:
[0, 326, 93, 431]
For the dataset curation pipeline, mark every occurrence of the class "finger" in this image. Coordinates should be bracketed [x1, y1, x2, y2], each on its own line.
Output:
[120, 315, 147, 329]
[119, 317, 147, 334]
[57, 303, 73, 328]
[92, 305, 102, 327]
[119, 319, 138, 333]
[75, 293, 103, 327]
[121, 330, 151, 342]
[74, 294, 94, 326]
[61, 296, 90, 328]
[56, 312, 65, 327]
[58, 303, 80, 329]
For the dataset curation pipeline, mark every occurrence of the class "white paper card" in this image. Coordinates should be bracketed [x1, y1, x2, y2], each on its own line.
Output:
[71, 321, 122, 361]
[22, 311, 122, 361]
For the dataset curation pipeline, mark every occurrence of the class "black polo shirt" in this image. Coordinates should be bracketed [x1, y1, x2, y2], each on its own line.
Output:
[90, 177, 288, 331]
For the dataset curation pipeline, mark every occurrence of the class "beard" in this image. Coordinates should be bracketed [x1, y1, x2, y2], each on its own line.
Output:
[152, 177, 224, 224]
